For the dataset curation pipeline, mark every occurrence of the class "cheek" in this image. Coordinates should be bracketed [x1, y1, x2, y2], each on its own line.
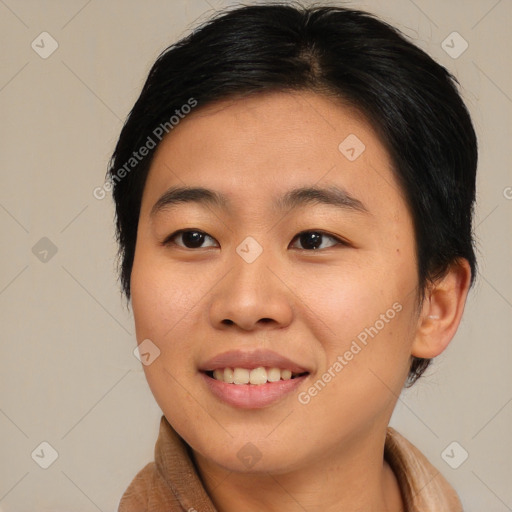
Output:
[298, 252, 417, 403]
[130, 249, 209, 426]
[294, 257, 406, 347]
[130, 248, 204, 402]
[130, 248, 203, 342]
[300, 299, 416, 441]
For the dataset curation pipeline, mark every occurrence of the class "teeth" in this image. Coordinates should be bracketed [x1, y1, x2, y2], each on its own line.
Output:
[210, 367, 303, 384]
[249, 367, 267, 385]
[281, 369, 292, 380]
[223, 367, 234, 384]
[267, 367, 281, 382]
[233, 368, 250, 384]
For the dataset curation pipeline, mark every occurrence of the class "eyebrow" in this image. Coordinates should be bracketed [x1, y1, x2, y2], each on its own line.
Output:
[150, 184, 369, 217]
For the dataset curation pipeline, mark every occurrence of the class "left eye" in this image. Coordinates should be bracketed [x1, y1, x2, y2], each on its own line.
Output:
[289, 231, 345, 250]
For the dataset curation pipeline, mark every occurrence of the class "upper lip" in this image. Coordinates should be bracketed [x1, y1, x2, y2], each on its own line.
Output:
[199, 349, 310, 374]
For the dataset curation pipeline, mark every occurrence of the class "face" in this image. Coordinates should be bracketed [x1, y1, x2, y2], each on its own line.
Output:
[131, 91, 421, 473]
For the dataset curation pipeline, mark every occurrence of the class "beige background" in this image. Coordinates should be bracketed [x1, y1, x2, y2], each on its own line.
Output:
[0, 0, 511, 510]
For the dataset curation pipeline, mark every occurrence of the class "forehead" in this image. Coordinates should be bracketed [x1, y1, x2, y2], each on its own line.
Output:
[142, 91, 407, 219]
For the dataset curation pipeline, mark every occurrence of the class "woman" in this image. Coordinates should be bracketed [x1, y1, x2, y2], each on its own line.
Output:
[109, 3, 477, 511]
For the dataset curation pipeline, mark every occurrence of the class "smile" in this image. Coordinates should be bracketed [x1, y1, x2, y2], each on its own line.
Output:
[207, 366, 307, 385]
[199, 349, 311, 408]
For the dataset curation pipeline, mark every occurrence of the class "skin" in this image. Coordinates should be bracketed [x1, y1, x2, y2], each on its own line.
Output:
[130, 91, 471, 512]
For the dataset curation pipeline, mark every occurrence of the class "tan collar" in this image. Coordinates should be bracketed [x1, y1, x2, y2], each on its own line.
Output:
[154, 415, 217, 512]
[384, 426, 463, 511]
[136, 415, 462, 512]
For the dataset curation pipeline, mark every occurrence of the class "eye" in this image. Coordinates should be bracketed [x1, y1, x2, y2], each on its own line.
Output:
[163, 229, 218, 249]
[162, 229, 347, 251]
[289, 230, 346, 251]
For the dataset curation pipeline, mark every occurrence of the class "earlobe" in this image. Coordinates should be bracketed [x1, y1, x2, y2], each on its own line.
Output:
[411, 259, 472, 359]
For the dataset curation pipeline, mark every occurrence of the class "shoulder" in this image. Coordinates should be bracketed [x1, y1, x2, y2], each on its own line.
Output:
[117, 461, 180, 512]
[385, 427, 463, 512]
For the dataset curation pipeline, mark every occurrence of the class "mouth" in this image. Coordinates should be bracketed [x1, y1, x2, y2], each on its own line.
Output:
[203, 367, 308, 385]
[199, 350, 311, 409]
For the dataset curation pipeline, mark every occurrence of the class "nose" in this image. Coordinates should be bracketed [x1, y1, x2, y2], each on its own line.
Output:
[208, 247, 294, 332]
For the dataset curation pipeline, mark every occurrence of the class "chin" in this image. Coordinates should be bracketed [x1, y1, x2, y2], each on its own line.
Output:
[205, 447, 304, 475]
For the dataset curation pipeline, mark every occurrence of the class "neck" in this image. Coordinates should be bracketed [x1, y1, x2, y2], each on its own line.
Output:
[192, 425, 404, 512]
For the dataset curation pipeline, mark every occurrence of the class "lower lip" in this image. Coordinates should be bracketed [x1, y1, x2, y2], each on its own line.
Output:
[200, 372, 308, 409]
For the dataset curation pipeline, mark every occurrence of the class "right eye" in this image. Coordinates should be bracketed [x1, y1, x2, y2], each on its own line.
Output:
[162, 229, 218, 249]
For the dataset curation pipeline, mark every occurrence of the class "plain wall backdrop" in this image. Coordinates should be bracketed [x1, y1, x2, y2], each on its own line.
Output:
[0, 0, 511, 510]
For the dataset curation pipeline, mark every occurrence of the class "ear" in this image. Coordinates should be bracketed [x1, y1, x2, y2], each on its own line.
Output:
[411, 259, 472, 359]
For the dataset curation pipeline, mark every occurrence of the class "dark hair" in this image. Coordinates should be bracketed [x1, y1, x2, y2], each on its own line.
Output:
[108, 2, 478, 386]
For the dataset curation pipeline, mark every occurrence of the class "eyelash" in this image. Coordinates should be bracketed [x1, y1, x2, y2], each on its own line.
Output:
[162, 229, 349, 251]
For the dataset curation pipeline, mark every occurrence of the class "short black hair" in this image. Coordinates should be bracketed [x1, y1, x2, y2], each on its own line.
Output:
[108, 2, 478, 386]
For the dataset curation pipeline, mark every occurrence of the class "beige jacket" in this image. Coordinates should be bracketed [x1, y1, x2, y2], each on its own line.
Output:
[118, 415, 463, 511]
